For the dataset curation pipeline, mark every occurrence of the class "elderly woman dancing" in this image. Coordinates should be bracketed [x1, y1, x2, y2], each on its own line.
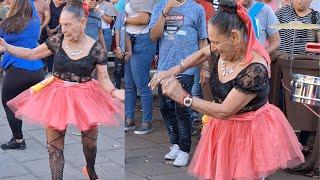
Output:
[149, 0, 304, 179]
[0, 1, 124, 180]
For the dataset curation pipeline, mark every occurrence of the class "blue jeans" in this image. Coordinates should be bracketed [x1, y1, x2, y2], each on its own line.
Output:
[159, 74, 194, 153]
[124, 32, 156, 123]
[103, 28, 112, 52]
[190, 68, 203, 120]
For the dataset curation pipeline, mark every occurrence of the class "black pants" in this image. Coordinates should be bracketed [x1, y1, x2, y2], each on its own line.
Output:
[159, 74, 194, 153]
[1, 66, 45, 139]
[112, 58, 124, 89]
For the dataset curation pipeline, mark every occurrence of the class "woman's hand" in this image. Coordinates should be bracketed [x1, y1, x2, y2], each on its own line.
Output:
[115, 47, 123, 59]
[124, 51, 132, 62]
[47, 29, 56, 37]
[161, 77, 188, 105]
[115, 48, 132, 62]
[112, 89, 125, 102]
[0, 38, 7, 53]
[149, 70, 175, 90]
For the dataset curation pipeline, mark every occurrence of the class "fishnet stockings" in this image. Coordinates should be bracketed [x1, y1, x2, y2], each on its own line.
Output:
[81, 127, 99, 180]
[46, 128, 66, 180]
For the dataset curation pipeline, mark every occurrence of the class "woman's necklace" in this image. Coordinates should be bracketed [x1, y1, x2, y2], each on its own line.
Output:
[65, 37, 85, 56]
[220, 55, 244, 76]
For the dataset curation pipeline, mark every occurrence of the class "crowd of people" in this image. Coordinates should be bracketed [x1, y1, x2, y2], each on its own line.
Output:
[0, 0, 319, 179]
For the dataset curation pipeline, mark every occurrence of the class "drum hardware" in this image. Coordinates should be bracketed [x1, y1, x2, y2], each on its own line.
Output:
[269, 21, 320, 30]
[271, 21, 320, 107]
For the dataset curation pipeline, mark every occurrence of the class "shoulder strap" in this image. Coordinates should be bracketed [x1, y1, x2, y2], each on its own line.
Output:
[310, 10, 319, 43]
[248, 2, 265, 38]
[311, 10, 317, 24]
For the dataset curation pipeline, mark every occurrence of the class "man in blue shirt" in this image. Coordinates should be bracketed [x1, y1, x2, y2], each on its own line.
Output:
[239, 0, 280, 54]
[85, 0, 106, 51]
[149, 0, 208, 167]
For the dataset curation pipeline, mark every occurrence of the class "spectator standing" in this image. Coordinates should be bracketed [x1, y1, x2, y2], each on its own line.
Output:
[45, 0, 66, 73]
[97, 0, 117, 52]
[0, 0, 45, 150]
[239, 0, 281, 54]
[34, 0, 50, 35]
[124, 0, 156, 135]
[149, 0, 208, 166]
[85, 0, 106, 51]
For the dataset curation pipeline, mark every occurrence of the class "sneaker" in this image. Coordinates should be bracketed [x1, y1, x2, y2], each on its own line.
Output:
[124, 119, 135, 132]
[1, 138, 26, 150]
[134, 122, 153, 135]
[173, 150, 189, 167]
[164, 144, 180, 160]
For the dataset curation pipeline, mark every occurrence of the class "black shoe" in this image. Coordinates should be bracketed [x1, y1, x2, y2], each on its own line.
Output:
[134, 122, 153, 135]
[124, 119, 135, 132]
[0, 138, 26, 150]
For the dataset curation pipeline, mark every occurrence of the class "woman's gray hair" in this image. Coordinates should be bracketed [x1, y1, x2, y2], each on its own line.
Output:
[63, 0, 85, 19]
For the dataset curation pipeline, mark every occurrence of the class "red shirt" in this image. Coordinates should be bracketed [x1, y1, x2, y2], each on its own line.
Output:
[196, 0, 215, 25]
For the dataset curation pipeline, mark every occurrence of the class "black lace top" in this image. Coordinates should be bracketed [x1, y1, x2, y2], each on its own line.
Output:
[209, 57, 269, 114]
[45, 33, 107, 83]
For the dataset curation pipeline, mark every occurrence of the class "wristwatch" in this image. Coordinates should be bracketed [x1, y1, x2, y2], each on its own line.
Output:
[183, 94, 193, 107]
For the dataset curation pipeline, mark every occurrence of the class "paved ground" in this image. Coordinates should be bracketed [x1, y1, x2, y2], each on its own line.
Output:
[0, 76, 125, 180]
[125, 96, 316, 180]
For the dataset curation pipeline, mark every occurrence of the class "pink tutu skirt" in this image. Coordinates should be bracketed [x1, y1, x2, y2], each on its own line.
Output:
[7, 78, 124, 131]
[188, 103, 304, 180]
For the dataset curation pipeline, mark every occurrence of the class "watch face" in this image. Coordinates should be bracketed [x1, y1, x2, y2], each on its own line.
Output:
[184, 96, 192, 107]
[185, 99, 191, 104]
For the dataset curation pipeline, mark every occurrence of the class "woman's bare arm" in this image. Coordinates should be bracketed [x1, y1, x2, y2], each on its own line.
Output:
[2, 40, 53, 60]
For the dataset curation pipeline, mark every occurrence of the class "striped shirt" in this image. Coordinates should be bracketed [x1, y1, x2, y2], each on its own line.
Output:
[275, 5, 320, 54]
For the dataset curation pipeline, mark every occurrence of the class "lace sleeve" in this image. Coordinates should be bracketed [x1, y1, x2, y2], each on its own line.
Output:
[45, 33, 63, 53]
[91, 42, 107, 65]
[234, 63, 269, 94]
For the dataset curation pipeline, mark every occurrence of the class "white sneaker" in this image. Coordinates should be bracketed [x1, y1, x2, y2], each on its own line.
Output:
[164, 144, 179, 160]
[173, 150, 189, 167]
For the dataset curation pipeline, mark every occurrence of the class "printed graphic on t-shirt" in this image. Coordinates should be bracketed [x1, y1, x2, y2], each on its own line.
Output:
[164, 15, 184, 37]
